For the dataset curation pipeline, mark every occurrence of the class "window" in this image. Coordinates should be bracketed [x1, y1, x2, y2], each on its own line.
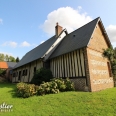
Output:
[15, 72, 18, 77]
[22, 69, 28, 76]
[13, 72, 15, 77]
[18, 71, 21, 80]
[23, 70, 25, 76]
[25, 69, 28, 76]
[13, 72, 19, 77]
[107, 62, 112, 77]
[34, 67, 36, 73]
[10, 70, 13, 75]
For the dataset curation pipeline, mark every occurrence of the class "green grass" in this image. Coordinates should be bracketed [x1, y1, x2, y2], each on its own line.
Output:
[0, 83, 116, 116]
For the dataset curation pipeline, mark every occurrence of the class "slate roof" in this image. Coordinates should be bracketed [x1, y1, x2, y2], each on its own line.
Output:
[7, 62, 17, 68]
[0, 62, 17, 69]
[14, 17, 111, 69]
[49, 17, 100, 59]
[14, 35, 56, 69]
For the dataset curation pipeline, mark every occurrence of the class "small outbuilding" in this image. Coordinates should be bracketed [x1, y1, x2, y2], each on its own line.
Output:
[0, 61, 17, 81]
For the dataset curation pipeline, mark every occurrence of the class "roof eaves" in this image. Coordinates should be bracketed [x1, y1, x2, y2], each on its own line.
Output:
[13, 57, 43, 69]
[98, 19, 112, 47]
[50, 46, 86, 59]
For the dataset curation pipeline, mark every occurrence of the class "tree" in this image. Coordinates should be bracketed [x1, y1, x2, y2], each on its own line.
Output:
[0, 53, 5, 61]
[9, 56, 16, 62]
[16, 57, 20, 62]
[103, 47, 115, 62]
[31, 68, 53, 85]
[0, 53, 16, 62]
[5, 54, 9, 61]
[103, 47, 116, 82]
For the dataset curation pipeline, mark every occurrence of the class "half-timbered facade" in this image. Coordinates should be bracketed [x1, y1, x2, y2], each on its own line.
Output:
[13, 17, 114, 92]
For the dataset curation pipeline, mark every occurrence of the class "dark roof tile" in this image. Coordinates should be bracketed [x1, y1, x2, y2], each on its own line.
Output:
[14, 35, 56, 68]
[7, 62, 17, 68]
[49, 17, 100, 59]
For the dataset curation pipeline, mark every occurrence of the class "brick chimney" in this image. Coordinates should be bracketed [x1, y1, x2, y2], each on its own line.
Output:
[55, 22, 63, 37]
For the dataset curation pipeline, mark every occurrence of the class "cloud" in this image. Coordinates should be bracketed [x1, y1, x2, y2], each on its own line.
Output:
[78, 6, 82, 10]
[42, 6, 92, 35]
[20, 41, 31, 47]
[1, 41, 37, 48]
[0, 18, 3, 24]
[2, 41, 17, 48]
[106, 25, 116, 42]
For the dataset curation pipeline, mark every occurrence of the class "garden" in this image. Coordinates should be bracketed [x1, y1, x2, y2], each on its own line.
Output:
[0, 68, 116, 115]
[0, 83, 116, 116]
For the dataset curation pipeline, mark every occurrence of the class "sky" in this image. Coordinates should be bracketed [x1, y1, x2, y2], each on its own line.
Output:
[0, 0, 116, 59]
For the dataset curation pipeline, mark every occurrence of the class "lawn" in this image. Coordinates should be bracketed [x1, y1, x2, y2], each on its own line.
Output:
[0, 83, 116, 116]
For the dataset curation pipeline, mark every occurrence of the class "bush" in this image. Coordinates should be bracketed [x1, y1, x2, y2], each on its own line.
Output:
[36, 82, 59, 96]
[65, 78, 75, 91]
[16, 82, 37, 98]
[49, 81, 59, 94]
[36, 85, 46, 96]
[51, 78, 75, 91]
[0, 69, 6, 76]
[51, 78, 66, 92]
[31, 68, 53, 85]
[36, 78, 74, 96]
[16, 78, 75, 98]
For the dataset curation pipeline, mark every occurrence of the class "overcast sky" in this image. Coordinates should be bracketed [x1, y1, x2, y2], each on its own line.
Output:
[0, 0, 116, 59]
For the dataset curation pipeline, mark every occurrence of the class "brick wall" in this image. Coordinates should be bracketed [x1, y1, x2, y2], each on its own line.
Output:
[86, 22, 114, 92]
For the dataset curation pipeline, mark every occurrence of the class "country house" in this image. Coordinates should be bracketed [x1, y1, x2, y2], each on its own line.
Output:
[12, 17, 114, 91]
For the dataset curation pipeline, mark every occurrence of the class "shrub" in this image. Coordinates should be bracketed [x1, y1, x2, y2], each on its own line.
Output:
[36, 85, 46, 96]
[49, 81, 59, 94]
[31, 68, 53, 85]
[51, 78, 75, 91]
[36, 82, 59, 96]
[51, 78, 66, 92]
[16, 82, 37, 98]
[0, 69, 6, 76]
[36, 78, 74, 96]
[16, 78, 75, 98]
[64, 78, 75, 91]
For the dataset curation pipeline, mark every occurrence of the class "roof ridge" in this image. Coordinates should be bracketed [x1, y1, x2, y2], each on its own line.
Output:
[21, 35, 56, 58]
[49, 17, 100, 59]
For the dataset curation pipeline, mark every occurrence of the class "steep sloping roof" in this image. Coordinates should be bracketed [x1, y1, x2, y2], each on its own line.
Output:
[7, 62, 17, 68]
[14, 36, 56, 68]
[49, 17, 100, 59]
[0, 62, 8, 69]
[14, 17, 112, 69]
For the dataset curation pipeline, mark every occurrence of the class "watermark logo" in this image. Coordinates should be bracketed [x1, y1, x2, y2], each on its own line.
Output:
[0, 102, 13, 112]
